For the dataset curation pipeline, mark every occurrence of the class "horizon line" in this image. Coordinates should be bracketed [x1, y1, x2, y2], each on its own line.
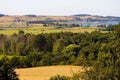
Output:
[1, 13, 120, 17]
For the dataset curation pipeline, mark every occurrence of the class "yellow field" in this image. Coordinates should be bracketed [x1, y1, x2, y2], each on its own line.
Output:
[16, 65, 85, 80]
[0, 26, 98, 35]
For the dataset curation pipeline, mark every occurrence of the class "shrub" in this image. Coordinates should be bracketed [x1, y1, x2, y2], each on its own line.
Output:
[49, 75, 70, 80]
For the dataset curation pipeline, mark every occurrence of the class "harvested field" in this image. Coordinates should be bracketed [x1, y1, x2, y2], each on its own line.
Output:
[16, 65, 85, 80]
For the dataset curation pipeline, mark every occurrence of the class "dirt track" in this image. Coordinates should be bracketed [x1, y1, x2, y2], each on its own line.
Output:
[16, 65, 84, 80]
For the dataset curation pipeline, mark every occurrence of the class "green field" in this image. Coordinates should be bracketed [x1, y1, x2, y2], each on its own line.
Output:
[0, 55, 14, 59]
[0, 26, 100, 35]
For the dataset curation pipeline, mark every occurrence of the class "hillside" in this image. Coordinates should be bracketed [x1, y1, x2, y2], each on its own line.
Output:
[0, 14, 119, 27]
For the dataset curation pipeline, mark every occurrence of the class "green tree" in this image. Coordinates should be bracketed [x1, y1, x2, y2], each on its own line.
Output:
[2, 41, 7, 55]
[0, 57, 19, 80]
[114, 24, 120, 38]
[2, 41, 10, 55]
[18, 30, 24, 35]
[53, 39, 68, 54]
[16, 43, 25, 56]
[26, 50, 42, 67]
[62, 44, 80, 64]
[10, 40, 16, 55]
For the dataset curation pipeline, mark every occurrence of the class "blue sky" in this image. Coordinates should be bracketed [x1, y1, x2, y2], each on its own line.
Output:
[0, 0, 120, 16]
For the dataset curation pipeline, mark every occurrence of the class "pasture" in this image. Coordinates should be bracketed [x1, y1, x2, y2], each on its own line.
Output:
[0, 26, 99, 35]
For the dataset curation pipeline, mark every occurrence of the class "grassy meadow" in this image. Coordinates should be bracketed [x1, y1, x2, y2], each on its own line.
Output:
[0, 26, 99, 35]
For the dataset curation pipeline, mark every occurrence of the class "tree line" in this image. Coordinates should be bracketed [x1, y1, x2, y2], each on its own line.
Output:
[0, 29, 113, 67]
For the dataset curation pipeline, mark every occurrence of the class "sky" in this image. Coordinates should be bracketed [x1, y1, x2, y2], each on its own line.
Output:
[0, 0, 120, 16]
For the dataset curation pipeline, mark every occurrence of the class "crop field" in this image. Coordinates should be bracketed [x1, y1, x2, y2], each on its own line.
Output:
[0, 26, 99, 35]
[16, 65, 85, 80]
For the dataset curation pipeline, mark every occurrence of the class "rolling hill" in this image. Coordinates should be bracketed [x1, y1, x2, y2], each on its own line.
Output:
[0, 14, 119, 27]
